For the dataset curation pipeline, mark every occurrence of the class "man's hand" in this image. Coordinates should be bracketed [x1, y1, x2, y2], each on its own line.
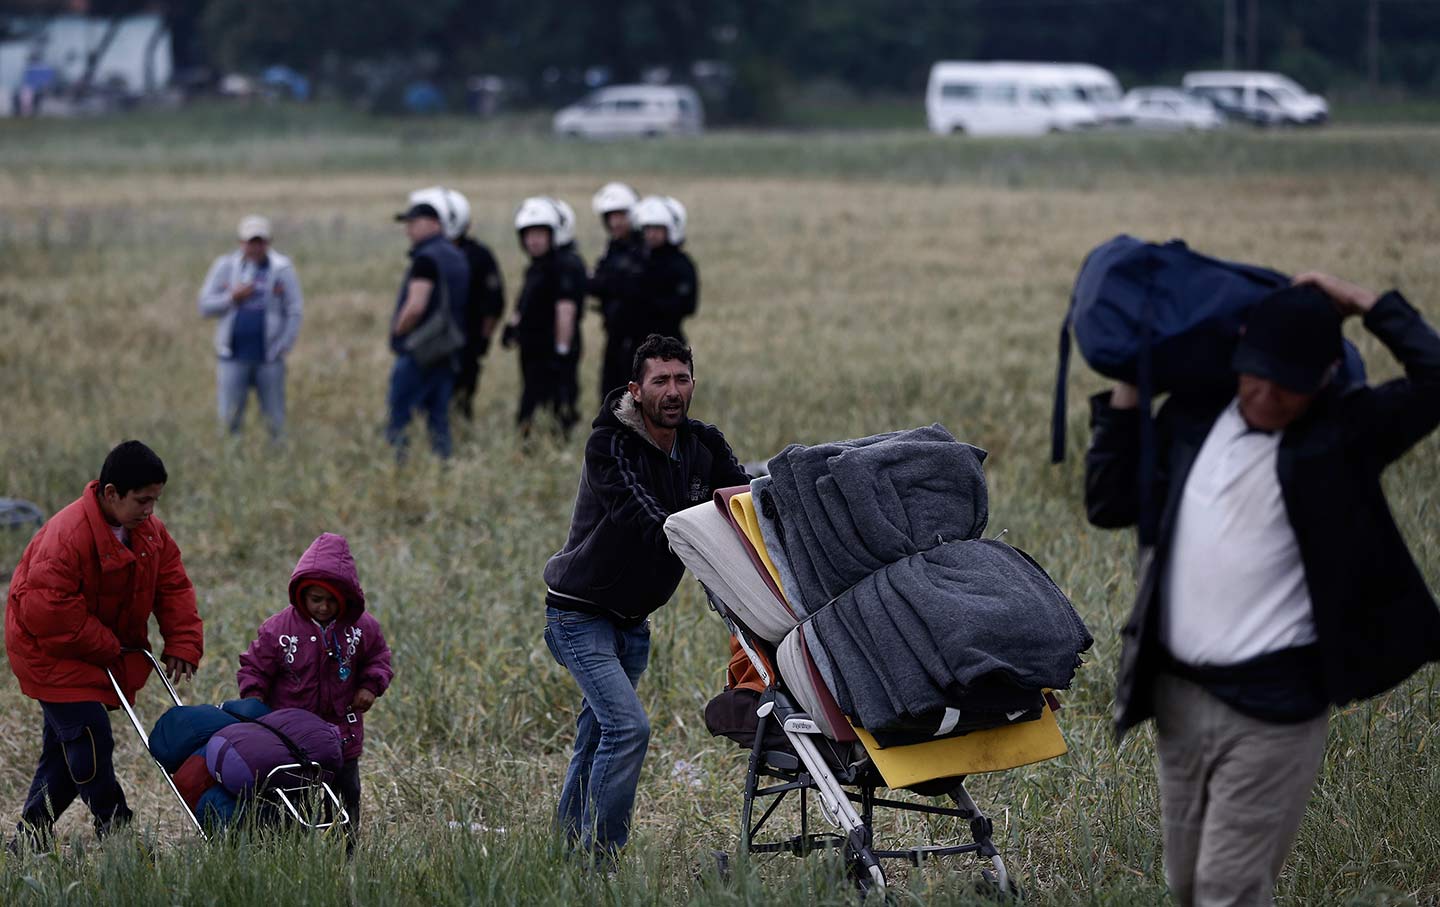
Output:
[162, 655, 197, 683]
[231, 282, 255, 304]
[1293, 271, 1380, 318]
[1110, 382, 1140, 410]
[350, 689, 377, 713]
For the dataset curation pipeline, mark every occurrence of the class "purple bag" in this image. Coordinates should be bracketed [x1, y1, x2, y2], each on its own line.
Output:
[205, 708, 344, 796]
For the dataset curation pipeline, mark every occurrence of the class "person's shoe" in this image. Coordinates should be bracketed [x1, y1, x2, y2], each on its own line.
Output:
[94, 807, 134, 841]
[7, 820, 54, 857]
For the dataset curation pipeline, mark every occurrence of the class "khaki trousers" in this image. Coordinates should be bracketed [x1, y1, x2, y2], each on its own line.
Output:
[1153, 673, 1329, 907]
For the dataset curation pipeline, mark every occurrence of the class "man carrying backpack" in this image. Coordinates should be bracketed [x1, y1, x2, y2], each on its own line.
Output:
[1084, 272, 1440, 906]
[386, 194, 471, 461]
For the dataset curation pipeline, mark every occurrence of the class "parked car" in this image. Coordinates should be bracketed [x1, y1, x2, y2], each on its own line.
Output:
[925, 62, 1101, 136]
[1118, 87, 1224, 131]
[1180, 71, 1328, 126]
[553, 84, 703, 139]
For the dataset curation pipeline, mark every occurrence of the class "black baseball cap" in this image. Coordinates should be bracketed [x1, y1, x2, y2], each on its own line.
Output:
[394, 202, 440, 222]
[1232, 284, 1343, 393]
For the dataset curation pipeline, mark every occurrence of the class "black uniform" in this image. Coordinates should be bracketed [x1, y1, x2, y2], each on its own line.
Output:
[514, 246, 587, 433]
[453, 235, 505, 419]
[588, 231, 646, 402]
[635, 243, 699, 344]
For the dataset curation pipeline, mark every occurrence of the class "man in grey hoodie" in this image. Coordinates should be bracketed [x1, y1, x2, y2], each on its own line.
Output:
[197, 215, 304, 440]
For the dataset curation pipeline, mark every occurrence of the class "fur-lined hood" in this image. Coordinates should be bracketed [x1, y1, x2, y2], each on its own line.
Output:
[601, 387, 672, 453]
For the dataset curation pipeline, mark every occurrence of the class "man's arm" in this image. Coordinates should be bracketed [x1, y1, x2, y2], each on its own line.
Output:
[197, 255, 238, 318]
[479, 251, 505, 340]
[17, 545, 123, 665]
[273, 264, 304, 357]
[554, 299, 578, 354]
[1083, 384, 1145, 529]
[702, 424, 751, 489]
[586, 431, 675, 557]
[1296, 273, 1440, 466]
[152, 531, 203, 680]
[393, 278, 434, 337]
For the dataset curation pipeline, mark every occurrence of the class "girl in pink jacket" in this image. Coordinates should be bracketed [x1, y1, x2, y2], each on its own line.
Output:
[237, 533, 392, 829]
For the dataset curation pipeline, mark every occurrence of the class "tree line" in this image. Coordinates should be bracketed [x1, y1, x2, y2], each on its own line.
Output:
[5, 0, 1439, 118]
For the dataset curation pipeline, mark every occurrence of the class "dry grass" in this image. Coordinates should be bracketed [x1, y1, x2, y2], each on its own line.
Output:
[0, 117, 1437, 905]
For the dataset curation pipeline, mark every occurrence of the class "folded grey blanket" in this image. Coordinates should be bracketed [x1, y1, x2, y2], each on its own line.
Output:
[764, 425, 987, 612]
[808, 539, 1092, 734]
[751, 475, 804, 609]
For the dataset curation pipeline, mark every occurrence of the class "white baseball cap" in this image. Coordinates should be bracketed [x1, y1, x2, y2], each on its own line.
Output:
[237, 215, 272, 241]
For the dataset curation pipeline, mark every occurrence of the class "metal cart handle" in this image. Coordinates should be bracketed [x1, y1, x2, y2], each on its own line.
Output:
[106, 647, 207, 839]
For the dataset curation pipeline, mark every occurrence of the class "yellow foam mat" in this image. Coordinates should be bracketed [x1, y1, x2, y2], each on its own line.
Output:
[729, 492, 787, 595]
[852, 705, 1068, 788]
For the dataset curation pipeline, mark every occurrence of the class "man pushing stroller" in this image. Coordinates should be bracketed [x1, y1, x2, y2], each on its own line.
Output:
[542, 335, 748, 863]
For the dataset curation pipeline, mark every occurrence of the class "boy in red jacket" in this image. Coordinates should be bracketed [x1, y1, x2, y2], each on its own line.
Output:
[6, 441, 204, 850]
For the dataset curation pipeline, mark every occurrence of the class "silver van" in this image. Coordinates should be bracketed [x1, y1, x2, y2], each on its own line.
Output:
[553, 84, 704, 139]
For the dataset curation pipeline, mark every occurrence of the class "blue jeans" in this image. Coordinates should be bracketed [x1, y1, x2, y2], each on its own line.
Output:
[386, 354, 455, 460]
[543, 607, 651, 857]
[19, 701, 132, 840]
[217, 358, 286, 439]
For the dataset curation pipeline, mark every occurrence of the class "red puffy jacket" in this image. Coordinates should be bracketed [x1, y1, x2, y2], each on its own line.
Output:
[5, 481, 204, 705]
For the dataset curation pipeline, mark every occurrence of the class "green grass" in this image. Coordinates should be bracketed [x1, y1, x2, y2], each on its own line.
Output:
[4, 101, 1440, 188]
[1, 114, 1438, 905]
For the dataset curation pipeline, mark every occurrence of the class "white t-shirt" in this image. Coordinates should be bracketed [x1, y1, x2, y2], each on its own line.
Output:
[1161, 399, 1317, 666]
[109, 522, 129, 548]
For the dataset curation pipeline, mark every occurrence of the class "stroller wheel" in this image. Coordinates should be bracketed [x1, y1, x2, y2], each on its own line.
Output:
[711, 850, 732, 884]
[977, 867, 1022, 901]
[844, 845, 887, 897]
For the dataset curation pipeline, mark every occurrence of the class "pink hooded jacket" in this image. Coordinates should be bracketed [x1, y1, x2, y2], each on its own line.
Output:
[237, 533, 393, 761]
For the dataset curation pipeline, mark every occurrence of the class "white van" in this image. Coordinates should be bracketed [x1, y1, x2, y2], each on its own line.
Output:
[926, 62, 1102, 136]
[1180, 71, 1327, 126]
[553, 84, 704, 139]
[1041, 63, 1125, 123]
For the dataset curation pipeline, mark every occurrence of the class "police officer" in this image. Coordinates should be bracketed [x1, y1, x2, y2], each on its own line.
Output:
[427, 187, 506, 421]
[588, 182, 646, 404]
[502, 196, 587, 439]
[386, 192, 470, 460]
[632, 195, 698, 344]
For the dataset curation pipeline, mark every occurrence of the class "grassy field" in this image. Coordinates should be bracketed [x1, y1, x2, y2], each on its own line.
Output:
[1, 110, 1438, 905]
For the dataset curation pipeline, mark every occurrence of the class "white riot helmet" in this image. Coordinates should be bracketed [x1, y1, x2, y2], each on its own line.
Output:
[633, 194, 687, 245]
[407, 186, 457, 235]
[591, 182, 639, 219]
[515, 196, 561, 232]
[548, 197, 577, 248]
[441, 188, 471, 240]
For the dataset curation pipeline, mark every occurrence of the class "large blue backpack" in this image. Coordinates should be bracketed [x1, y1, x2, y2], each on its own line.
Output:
[1052, 235, 1364, 540]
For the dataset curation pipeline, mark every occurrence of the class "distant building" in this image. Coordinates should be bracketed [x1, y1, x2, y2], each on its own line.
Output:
[0, 13, 172, 116]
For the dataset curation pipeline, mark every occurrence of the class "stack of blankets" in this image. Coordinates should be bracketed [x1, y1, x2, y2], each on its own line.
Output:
[667, 424, 1093, 749]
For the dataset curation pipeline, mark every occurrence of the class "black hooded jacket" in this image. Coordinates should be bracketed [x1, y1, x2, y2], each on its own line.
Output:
[544, 388, 749, 624]
[1085, 291, 1440, 741]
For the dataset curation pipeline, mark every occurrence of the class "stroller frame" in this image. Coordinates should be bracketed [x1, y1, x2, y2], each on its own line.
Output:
[717, 609, 1011, 895]
[107, 648, 350, 841]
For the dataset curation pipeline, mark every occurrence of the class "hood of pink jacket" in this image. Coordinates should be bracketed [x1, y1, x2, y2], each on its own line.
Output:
[288, 533, 366, 618]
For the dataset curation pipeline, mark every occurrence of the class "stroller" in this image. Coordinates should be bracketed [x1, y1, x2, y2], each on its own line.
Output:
[107, 648, 349, 841]
[669, 489, 1070, 896]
